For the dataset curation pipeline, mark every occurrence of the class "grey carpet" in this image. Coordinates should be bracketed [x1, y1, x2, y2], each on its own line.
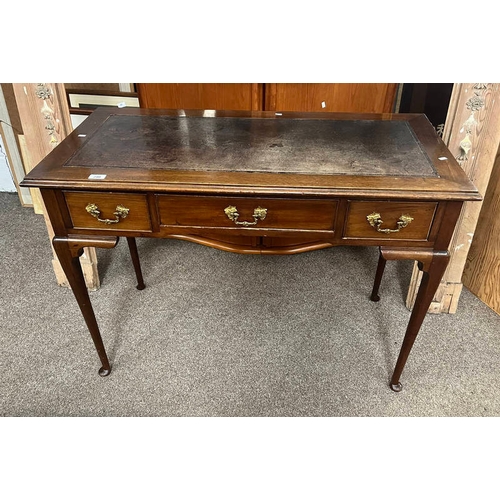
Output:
[0, 191, 499, 416]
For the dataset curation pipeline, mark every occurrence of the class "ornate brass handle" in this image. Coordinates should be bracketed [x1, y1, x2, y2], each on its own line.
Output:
[224, 205, 268, 226]
[85, 203, 130, 224]
[366, 212, 414, 234]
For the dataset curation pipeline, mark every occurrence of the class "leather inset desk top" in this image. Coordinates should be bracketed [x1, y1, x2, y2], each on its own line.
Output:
[65, 115, 437, 178]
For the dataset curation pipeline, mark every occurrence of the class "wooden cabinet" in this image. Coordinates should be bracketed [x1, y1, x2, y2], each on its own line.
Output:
[137, 83, 397, 113]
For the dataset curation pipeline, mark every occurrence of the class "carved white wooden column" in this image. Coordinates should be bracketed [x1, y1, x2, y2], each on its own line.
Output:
[406, 83, 500, 313]
[13, 83, 100, 290]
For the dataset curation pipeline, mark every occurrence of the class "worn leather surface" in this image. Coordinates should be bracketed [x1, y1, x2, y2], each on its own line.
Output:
[66, 115, 437, 177]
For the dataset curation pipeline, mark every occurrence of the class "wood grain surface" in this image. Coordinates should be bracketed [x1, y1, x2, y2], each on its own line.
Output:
[158, 195, 337, 230]
[462, 149, 500, 314]
[137, 84, 263, 111]
[64, 191, 152, 232]
[13, 83, 100, 289]
[343, 201, 437, 241]
[265, 84, 397, 113]
[138, 83, 396, 114]
[406, 83, 500, 313]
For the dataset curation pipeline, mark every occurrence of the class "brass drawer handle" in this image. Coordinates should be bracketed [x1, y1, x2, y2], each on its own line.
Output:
[85, 203, 130, 224]
[366, 212, 414, 233]
[224, 205, 267, 226]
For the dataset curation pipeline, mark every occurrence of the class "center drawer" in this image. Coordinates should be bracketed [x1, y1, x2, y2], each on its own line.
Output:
[157, 195, 338, 231]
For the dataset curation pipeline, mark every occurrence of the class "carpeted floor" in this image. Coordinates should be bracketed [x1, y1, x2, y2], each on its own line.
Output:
[0, 191, 499, 416]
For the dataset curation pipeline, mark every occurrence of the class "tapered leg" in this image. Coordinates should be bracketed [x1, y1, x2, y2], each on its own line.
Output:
[126, 237, 146, 290]
[390, 251, 449, 392]
[53, 236, 118, 377]
[370, 249, 386, 302]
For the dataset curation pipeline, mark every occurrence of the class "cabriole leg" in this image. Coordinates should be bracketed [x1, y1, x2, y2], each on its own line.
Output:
[126, 237, 146, 290]
[370, 248, 386, 302]
[52, 236, 118, 376]
[390, 251, 449, 392]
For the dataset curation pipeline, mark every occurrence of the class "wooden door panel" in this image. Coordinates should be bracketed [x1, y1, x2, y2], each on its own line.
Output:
[462, 151, 500, 315]
[265, 83, 397, 113]
[138, 83, 396, 113]
[137, 83, 263, 111]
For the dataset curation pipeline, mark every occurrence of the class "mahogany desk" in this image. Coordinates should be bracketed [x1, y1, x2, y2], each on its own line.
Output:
[21, 108, 481, 391]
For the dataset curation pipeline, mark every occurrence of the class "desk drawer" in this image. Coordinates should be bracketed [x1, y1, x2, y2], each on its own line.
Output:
[343, 201, 438, 241]
[158, 195, 337, 231]
[64, 191, 152, 231]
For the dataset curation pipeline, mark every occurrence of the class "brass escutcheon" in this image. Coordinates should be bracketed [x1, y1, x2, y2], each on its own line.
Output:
[86, 203, 130, 224]
[224, 205, 267, 226]
[366, 212, 414, 234]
